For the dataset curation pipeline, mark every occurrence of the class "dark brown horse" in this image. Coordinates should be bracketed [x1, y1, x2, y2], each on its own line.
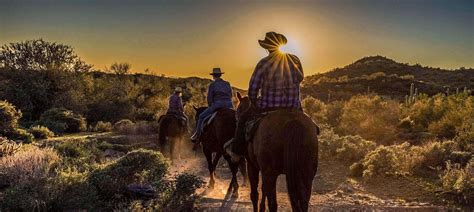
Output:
[193, 106, 247, 199]
[235, 92, 318, 212]
[158, 114, 187, 160]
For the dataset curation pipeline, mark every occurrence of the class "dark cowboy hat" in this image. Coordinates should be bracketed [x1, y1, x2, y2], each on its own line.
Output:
[258, 32, 287, 50]
[210, 67, 224, 75]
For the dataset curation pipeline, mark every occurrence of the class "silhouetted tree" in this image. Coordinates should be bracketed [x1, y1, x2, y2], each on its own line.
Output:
[0, 39, 91, 72]
[110, 62, 131, 75]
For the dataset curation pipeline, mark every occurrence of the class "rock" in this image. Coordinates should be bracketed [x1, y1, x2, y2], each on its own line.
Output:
[127, 183, 156, 198]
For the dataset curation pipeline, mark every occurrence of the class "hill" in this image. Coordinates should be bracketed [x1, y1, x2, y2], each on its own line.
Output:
[302, 56, 474, 101]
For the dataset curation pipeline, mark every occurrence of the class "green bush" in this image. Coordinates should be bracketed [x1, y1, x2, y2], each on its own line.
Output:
[0, 100, 22, 135]
[113, 119, 135, 134]
[38, 108, 87, 134]
[166, 173, 204, 211]
[29, 125, 55, 139]
[336, 135, 376, 163]
[361, 146, 399, 178]
[338, 95, 399, 145]
[439, 160, 473, 204]
[9, 128, 34, 143]
[302, 96, 327, 123]
[49, 167, 99, 210]
[88, 149, 169, 200]
[93, 121, 113, 132]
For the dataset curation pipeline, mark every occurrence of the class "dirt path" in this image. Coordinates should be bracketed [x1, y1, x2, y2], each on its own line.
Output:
[170, 155, 452, 211]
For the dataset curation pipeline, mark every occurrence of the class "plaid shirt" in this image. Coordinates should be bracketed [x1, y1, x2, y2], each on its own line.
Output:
[248, 53, 304, 109]
[167, 93, 183, 113]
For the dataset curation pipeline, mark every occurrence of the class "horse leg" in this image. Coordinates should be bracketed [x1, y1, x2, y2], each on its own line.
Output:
[223, 154, 239, 199]
[247, 161, 260, 212]
[239, 158, 248, 186]
[169, 137, 176, 161]
[211, 152, 222, 181]
[261, 173, 278, 212]
[203, 149, 215, 189]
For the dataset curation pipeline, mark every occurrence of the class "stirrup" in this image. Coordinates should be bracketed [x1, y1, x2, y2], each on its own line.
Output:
[190, 132, 199, 143]
[224, 139, 242, 163]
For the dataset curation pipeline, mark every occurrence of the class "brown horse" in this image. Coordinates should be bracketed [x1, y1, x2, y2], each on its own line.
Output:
[235, 92, 318, 212]
[193, 106, 247, 199]
[158, 114, 187, 160]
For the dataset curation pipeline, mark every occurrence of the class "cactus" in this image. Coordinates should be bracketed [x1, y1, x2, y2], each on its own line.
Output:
[406, 83, 418, 105]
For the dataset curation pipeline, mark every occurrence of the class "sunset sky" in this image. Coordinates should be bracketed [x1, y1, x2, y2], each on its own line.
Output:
[1, 0, 473, 88]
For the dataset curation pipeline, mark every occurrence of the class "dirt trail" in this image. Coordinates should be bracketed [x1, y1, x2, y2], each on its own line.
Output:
[171, 155, 452, 211]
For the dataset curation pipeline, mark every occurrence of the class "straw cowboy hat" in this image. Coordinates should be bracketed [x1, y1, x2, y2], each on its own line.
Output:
[210, 67, 224, 75]
[258, 31, 287, 50]
[174, 87, 183, 93]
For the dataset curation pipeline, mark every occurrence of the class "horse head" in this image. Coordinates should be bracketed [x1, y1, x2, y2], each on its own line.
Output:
[193, 105, 208, 122]
[235, 92, 252, 121]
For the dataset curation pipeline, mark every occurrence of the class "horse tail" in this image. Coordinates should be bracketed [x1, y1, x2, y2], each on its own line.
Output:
[285, 119, 316, 212]
[158, 116, 168, 151]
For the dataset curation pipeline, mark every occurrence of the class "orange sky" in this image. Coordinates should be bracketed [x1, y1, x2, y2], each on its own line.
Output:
[1, 1, 473, 88]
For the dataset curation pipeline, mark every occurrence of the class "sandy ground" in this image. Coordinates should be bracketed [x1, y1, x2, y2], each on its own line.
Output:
[170, 153, 459, 212]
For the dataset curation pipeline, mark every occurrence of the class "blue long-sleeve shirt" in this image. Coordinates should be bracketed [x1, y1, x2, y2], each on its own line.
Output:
[207, 78, 233, 106]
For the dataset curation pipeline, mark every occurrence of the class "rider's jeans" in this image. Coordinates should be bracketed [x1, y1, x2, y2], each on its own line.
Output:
[195, 101, 233, 135]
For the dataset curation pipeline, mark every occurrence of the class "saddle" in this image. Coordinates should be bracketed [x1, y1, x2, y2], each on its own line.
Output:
[244, 108, 320, 142]
[159, 112, 187, 127]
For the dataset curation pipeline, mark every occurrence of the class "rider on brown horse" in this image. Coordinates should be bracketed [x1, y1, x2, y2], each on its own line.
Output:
[225, 31, 304, 161]
[166, 87, 187, 126]
[190, 67, 234, 143]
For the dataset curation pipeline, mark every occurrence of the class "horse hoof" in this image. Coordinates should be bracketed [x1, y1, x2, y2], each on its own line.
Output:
[232, 192, 239, 199]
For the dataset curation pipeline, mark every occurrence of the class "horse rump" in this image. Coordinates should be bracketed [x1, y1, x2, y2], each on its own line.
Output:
[284, 119, 318, 212]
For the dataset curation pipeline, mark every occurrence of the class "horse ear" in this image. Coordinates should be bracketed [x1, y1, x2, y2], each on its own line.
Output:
[193, 105, 198, 111]
[236, 92, 243, 101]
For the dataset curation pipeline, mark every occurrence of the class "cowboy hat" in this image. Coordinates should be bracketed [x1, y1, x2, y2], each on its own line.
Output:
[210, 67, 224, 75]
[174, 87, 183, 93]
[258, 31, 287, 50]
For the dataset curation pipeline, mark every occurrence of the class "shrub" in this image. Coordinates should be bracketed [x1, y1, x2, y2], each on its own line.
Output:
[50, 167, 99, 210]
[439, 160, 473, 204]
[0, 100, 22, 134]
[0, 145, 59, 187]
[8, 128, 34, 143]
[29, 125, 55, 139]
[361, 146, 398, 178]
[166, 173, 204, 211]
[93, 121, 112, 132]
[88, 149, 169, 200]
[336, 135, 376, 163]
[302, 96, 327, 123]
[318, 125, 376, 164]
[0, 137, 22, 157]
[38, 108, 87, 134]
[338, 95, 399, 145]
[113, 119, 135, 134]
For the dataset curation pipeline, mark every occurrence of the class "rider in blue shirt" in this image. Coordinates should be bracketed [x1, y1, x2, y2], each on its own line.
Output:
[191, 68, 233, 142]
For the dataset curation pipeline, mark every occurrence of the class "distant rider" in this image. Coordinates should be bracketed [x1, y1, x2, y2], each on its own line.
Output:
[226, 31, 304, 159]
[167, 87, 187, 124]
[191, 68, 234, 142]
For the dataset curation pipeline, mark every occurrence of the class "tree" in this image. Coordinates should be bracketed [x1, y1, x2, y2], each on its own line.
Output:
[0, 39, 92, 72]
[110, 62, 131, 75]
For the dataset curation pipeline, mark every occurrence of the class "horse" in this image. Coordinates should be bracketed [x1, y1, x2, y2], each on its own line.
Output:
[193, 106, 247, 199]
[158, 113, 187, 160]
[235, 92, 319, 212]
